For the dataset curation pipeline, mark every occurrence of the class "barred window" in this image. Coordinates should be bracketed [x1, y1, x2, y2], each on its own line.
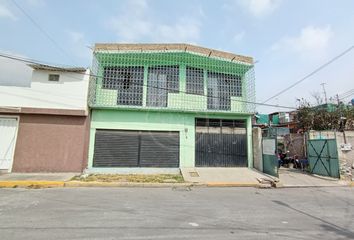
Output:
[186, 67, 204, 95]
[207, 72, 242, 110]
[147, 66, 179, 107]
[229, 75, 242, 97]
[102, 66, 144, 106]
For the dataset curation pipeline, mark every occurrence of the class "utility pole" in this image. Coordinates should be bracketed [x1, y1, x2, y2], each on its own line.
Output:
[336, 94, 340, 105]
[320, 83, 328, 104]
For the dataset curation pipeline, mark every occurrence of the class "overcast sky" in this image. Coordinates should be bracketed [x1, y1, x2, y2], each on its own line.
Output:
[1, 0, 353, 112]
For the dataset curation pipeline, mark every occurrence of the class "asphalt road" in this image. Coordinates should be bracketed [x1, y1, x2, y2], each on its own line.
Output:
[0, 187, 354, 240]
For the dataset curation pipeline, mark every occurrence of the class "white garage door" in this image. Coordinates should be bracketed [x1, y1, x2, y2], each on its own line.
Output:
[0, 117, 18, 171]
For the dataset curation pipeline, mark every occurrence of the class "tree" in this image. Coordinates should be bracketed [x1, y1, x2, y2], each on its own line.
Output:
[296, 99, 352, 131]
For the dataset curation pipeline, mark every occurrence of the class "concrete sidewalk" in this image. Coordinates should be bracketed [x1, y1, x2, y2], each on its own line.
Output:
[181, 167, 275, 187]
[278, 168, 347, 187]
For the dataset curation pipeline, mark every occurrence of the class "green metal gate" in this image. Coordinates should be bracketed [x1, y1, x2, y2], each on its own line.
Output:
[307, 139, 339, 178]
[262, 137, 278, 177]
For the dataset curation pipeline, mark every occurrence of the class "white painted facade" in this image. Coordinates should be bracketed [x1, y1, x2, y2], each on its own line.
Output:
[0, 69, 90, 111]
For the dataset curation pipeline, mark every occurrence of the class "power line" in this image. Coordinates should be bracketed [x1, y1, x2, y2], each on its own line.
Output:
[12, 0, 77, 65]
[262, 45, 354, 103]
[0, 52, 81, 69]
[0, 52, 296, 110]
[338, 89, 354, 99]
[339, 92, 354, 101]
[0, 52, 296, 109]
[340, 93, 354, 100]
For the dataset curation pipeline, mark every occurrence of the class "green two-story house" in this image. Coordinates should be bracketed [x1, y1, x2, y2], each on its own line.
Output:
[87, 43, 255, 173]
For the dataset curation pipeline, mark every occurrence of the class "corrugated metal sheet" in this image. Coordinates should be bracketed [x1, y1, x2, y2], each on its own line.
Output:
[140, 131, 179, 167]
[93, 130, 179, 168]
[93, 130, 139, 167]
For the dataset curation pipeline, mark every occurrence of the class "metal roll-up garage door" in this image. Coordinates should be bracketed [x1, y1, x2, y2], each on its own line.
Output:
[140, 131, 179, 167]
[93, 130, 179, 168]
[93, 130, 139, 167]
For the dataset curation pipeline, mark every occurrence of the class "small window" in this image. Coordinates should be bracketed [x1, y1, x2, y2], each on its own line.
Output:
[48, 74, 60, 82]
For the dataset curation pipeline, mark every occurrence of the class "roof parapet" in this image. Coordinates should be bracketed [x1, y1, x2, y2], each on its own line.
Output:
[94, 43, 253, 65]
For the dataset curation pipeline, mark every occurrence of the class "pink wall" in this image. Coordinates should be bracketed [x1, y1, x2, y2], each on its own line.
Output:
[12, 113, 89, 172]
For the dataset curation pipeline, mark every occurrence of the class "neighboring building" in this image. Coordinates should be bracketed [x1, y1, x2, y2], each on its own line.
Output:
[87, 43, 256, 173]
[254, 111, 298, 136]
[268, 111, 298, 134]
[253, 113, 269, 128]
[0, 64, 90, 172]
[314, 102, 353, 112]
[313, 103, 339, 112]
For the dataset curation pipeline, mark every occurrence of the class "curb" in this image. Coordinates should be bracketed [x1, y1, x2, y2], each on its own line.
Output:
[0, 181, 65, 188]
[206, 182, 261, 188]
[6, 180, 351, 188]
[64, 181, 204, 188]
[276, 185, 350, 188]
[276, 181, 352, 188]
[0, 180, 260, 188]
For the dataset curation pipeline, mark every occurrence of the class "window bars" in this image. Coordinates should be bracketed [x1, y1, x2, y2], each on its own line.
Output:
[186, 66, 204, 95]
[102, 66, 144, 106]
[207, 72, 242, 111]
[89, 51, 255, 113]
[147, 66, 179, 107]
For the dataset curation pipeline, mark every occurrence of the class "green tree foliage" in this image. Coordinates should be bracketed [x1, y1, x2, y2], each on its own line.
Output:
[296, 99, 354, 131]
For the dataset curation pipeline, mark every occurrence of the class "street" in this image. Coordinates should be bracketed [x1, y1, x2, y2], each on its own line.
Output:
[0, 187, 354, 240]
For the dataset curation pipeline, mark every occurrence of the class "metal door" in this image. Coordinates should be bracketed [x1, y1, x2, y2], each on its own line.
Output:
[307, 139, 339, 178]
[262, 137, 278, 177]
[93, 130, 179, 168]
[0, 117, 18, 171]
[195, 119, 247, 167]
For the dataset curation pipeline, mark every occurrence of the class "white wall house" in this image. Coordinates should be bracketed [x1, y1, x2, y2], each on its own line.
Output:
[0, 64, 90, 173]
[0, 64, 90, 111]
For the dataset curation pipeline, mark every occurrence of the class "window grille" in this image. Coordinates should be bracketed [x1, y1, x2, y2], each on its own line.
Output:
[89, 50, 255, 113]
[146, 66, 179, 107]
[186, 66, 204, 95]
[103, 66, 144, 106]
[207, 72, 242, 110]
[228, 75, 242, 97]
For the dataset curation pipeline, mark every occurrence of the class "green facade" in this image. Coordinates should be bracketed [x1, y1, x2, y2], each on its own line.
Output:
[88, 109, 253, 170]
[88, 49, 255, 171]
